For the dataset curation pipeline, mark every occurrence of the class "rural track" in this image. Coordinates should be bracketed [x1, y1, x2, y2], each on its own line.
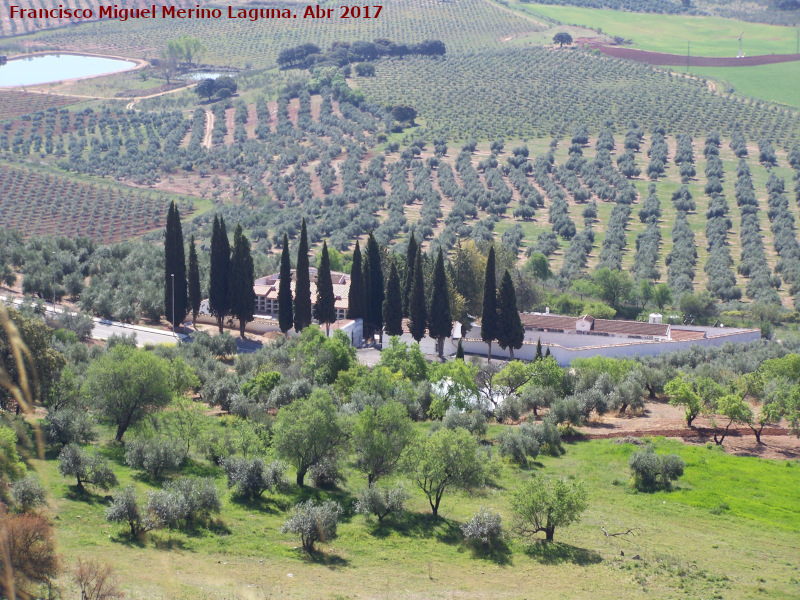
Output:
[203, 109, 214, 149]
[19, 81, 198, 105]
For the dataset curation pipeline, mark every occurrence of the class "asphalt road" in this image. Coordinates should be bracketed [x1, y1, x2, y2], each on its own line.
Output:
[2, 295, 182, 347]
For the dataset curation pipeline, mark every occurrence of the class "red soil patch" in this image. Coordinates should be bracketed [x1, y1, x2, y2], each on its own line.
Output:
[573, 400, 800, 460]
[591, 44, 800, 67]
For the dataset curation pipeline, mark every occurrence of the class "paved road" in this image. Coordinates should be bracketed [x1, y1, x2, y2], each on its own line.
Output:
[2, 295, 182, 347]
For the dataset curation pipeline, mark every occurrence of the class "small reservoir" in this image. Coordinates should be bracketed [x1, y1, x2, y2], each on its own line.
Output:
[0, 54, 137, 87]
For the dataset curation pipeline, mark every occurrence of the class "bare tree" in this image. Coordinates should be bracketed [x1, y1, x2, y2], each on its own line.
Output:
[74, 558, 124, 600]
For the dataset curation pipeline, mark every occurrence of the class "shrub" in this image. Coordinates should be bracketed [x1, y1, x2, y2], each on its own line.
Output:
[281, 500, 343, 552]
[354, 484, 410, 522]
[45, 408, 96, 446]
[73, 558, 124, 600]
[125, 437, 187, 478]
[461, 507, 503, 548]
[11, 475, 46, 512]
[308, 455, 345, 489]
[628, 445, 685, 491]
[442, 408, 487, 437]
[106, 485, 151, 536]
[57, 444, 118, 491]
[145, 477, 220, 530]
[0, 506, 58, 590]
[497, 423, 541, 466]
[221, 457, 287, 500]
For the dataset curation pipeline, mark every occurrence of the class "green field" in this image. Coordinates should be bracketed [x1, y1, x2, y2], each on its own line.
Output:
[31, 431, 800, 600]
[512, 3, 800, 57]
[673, 61, 800, 109]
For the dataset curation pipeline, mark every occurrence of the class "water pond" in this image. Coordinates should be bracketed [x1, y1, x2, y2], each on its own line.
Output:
[0, 54, 137, 87]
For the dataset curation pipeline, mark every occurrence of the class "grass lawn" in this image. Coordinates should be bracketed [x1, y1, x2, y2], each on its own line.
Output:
[511, 3, 800, 57]
[31, 426, 800, 600]
[667, 62, 800, 108]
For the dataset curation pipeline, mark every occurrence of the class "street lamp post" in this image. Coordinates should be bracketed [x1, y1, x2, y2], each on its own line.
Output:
[171, 273, 175, 338]
[51, 251, 56, 317]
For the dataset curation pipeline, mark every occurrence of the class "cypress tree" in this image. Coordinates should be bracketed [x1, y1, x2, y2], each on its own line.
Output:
[278, 234, 293, 334]
[347, 240, 364, 321]
[496, 270, 525, 360]
[164, 201, 188, 328]
[294, 218, 312, 332]
[535, 338, 543, 361]
[481, 246, 498, 361]
[367, 233, 384, 336]
[408, 250, 427, 342]
[455, 339, 465, 360]
[428, 249, 452, 359]
[209, 215, 231, 333]
[229, 224, 255, 339]
[383, 262, 403, 336]
[187, 235, 201, 327]
[402, 232, 418, 318]
[362, 254, 372, 337]
[545, 347, 551, 358]
[315, 241, 336, 336]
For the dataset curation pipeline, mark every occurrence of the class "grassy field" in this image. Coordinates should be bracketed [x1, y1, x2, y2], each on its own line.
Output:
[672, 62, 800, 109]
[511, 3, 800, 57]
[31, 426, 800, 600]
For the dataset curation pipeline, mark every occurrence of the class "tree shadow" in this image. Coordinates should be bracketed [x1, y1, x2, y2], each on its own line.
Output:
[110, 531, 148, 548]
[64, 485, 111, 505]
[368, 512, 462, 545]
[291, 548, 349, 569]
[284, 486, 356, 522]
[523, 541, 603, 566]
[229, 494, 284, 515]
[150, 534, 193, 552]
[181, 458, 221, 478]
[466, 538, 513, 566]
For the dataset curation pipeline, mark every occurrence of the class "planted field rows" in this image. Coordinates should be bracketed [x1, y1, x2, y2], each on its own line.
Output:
[359, 47, 800, 146]
[0, 164, 169, 242]
[16, 0, 542, 66]
[0, 90, 85, 119]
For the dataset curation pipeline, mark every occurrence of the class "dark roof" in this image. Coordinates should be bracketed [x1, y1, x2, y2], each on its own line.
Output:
[519, 314, 579, 330]
[592, 319, 670, 337]
[518, 313, 670, 337]
[669, 329, 707, 341]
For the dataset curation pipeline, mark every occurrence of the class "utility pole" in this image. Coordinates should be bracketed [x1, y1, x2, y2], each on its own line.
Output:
[687, 41, 690, 72]
[171, 273, 175, 338]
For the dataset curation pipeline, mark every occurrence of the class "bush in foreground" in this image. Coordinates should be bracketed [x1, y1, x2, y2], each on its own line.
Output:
[281, 500, 343, 552]
[628, 445, 685, 491]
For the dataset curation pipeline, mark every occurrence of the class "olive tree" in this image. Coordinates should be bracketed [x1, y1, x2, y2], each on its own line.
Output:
[82, 346, 172, 441]
[281, 500, 343, 552]
[272, 389, 348, 487]
[106, 485, 152, 536]
[221, 457, 287, 500]
[511, 478, 588, 542]
[354, 484, 410, 522]
[57, 444, 118, 491]
[402, 427, 487, 517]
[353, 401, 415, 485]
[628, 446, 685, 491]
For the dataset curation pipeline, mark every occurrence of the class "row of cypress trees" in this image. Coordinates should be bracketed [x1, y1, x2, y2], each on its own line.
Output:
[164, 204, 256, 338]
[168, 207, 525, 357]
[275, 224, 525, 359]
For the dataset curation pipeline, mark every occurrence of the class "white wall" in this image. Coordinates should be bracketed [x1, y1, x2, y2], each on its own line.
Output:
[460, 329, 761, 365]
